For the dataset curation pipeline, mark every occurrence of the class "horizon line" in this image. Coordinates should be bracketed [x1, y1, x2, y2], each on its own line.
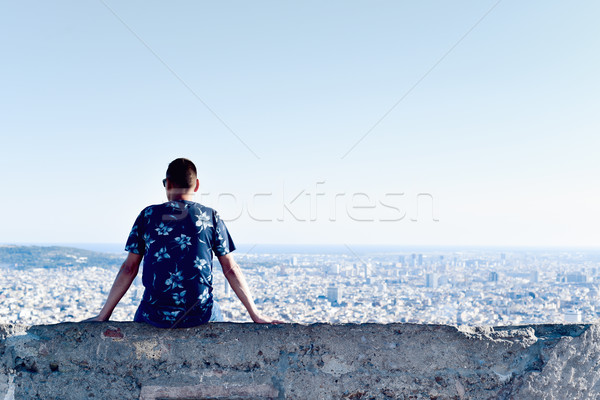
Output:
[2, 242, 600, 252]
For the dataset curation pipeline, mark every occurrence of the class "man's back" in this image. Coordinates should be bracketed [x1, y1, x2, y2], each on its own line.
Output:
[85, 157, 281, 327]
[125, 200, 235, 328]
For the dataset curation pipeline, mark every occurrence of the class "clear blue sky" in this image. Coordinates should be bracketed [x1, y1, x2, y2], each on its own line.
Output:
[1, 1, 598, 247]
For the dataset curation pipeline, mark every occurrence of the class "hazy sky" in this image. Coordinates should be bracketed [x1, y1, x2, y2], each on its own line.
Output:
[1, 1, 598, 247]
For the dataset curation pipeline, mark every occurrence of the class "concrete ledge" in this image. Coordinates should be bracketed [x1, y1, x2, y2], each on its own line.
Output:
[0, 322, 598, 399]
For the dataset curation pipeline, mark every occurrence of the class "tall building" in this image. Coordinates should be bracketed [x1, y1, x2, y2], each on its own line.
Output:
[529, 270, 539, 283]
[327, 285, 342, 305]
[438, 275, 449, 286]
[489, 271, 499, 282]
[224, 279, 230, 297]
[425, 273, 439, 289]
[278, 265, 288, 276]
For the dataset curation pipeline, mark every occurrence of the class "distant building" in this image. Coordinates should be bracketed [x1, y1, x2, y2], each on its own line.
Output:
[353, 263, 360, 276]
[327, 285, 342, 305]
[364, 263, 370, 280]
[489, 271, 499, 282]
[224, 279, 230, 297]
[566, 273, 588, 284]
[438, 275, 449, 286]
[290, 256, 298, 266]
[529, 270, 539, 283]
[563, 309, 582, 323]
[417, 254, 423, 267]
[278, 265, 288, 276]
[425, 273, 439, 289]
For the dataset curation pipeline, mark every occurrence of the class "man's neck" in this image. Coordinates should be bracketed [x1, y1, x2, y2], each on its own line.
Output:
[167, 191, 195, 202]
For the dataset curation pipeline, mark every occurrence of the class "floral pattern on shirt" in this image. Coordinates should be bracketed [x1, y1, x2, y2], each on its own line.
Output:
[154, 247, 170, 262]
[155, 223, 173, 236]
[174, 234, 191, 250]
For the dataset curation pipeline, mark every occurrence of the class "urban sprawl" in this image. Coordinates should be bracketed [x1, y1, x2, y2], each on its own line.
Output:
[1, 246, 599, 326]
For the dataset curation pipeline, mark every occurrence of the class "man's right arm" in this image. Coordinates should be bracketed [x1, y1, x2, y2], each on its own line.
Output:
[217, 253, 283, 324]
[83, 252, 142, 322]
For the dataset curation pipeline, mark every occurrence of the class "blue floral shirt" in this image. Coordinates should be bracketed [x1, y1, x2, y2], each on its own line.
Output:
[125, 200, 235, 328]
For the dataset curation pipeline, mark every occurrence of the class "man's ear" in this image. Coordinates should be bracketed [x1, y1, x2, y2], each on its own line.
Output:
[194, 179, 200, 192]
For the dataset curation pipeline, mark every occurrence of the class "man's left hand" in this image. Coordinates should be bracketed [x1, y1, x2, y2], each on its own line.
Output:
[81, 315, 107, 323]
[252, 314, 285, 324]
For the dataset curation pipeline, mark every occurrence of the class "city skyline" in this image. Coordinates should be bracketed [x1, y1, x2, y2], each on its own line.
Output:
[1, 1, 599, 247]
[2, 244, 600, 326]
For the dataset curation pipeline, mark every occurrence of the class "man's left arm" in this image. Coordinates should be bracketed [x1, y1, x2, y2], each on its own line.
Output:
[83, 252, 142, 322]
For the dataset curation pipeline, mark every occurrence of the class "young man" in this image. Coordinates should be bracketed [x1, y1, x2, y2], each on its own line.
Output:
[86, 158, 281, 327]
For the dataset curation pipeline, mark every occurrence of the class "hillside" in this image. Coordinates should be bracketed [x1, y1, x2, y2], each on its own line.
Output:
[0, 245, 122, 269]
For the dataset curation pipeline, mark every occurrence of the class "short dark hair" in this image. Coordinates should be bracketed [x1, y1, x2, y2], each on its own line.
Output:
[166, 158, 197, 189]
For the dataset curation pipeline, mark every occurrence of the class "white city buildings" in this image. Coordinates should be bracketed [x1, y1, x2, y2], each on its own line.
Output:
[1, 249, 600, 326]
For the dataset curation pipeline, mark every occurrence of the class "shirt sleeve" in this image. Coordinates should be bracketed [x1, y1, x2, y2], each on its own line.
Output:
[212, 210, 236, 256]
[125, 210, 146, 255]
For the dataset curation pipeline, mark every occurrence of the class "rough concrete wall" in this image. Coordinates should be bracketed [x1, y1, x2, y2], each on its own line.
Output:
[0, 322, 597, 399]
